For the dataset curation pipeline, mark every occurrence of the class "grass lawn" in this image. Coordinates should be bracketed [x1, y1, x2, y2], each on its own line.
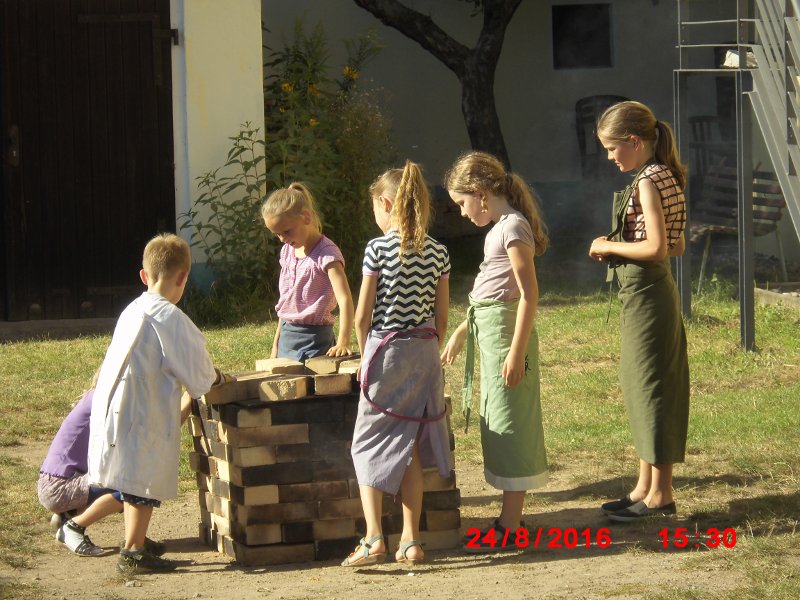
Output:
[0, 266, 798, 598]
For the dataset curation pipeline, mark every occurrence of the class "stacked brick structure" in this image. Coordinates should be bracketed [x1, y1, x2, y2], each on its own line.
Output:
[188, 356, 461, 565]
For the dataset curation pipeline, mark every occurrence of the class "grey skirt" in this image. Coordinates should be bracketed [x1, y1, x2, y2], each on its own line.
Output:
[350, 323, 453, 494]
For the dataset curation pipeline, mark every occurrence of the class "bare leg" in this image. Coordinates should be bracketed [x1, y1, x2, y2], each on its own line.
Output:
[123, 503, 153, 552]
[397, 444, 424, 562]
[72, 494, 123, 529]
[644, 463, 674, 507]
[354, 485, 386, 556]
[629, 459, 652, 501]
[498, 490, 526, 530]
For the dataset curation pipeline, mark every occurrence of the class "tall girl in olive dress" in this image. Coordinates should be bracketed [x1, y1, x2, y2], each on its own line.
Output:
[589, 101, 690, 521]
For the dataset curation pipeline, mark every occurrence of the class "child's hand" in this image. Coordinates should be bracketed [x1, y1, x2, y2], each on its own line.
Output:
[502, 352, 525, 387]
[326, 344, 352, 357]
[441, 326, 467, 365]
[589, 236, 611, 262]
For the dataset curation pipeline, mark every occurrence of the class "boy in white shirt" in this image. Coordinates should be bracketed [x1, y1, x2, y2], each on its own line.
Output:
[88, 233, 230, 573]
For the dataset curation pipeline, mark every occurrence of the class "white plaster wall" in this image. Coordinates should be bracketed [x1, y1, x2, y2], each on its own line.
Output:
[261, 0, 799, 261]
[171, 0, 266, 263]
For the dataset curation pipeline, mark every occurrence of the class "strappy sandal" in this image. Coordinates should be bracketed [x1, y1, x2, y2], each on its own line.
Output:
[396, 539, 424, 565]
[340, 534, 387, 567]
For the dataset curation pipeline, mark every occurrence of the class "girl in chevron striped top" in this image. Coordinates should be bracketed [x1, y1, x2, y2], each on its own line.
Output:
[442, 151, 549, 553]
[342, 161, 453, 567]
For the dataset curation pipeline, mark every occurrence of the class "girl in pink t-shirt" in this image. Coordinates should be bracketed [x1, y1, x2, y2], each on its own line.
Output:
[261, 182, 354, 360]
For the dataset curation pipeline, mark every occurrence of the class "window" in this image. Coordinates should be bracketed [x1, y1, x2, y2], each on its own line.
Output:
[552, 3, 612, 69]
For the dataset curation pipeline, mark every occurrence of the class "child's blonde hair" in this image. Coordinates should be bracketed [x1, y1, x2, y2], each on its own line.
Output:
[260, 182, 322, 233]
[443, 151, 549, 256]
[596, 100, 688, 190]
[369, 160, 431, 255]
[142, 233, 191, 281]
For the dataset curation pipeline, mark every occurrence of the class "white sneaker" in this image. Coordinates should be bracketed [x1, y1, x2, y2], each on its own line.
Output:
[56, 520, 107, 557]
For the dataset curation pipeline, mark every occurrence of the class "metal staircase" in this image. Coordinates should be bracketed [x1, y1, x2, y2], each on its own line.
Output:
[674, 0, 800, 349]
[748, 0, 800, 242]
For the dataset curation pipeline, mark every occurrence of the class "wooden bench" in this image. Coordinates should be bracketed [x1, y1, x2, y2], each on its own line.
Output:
[690, 160, 788, 293]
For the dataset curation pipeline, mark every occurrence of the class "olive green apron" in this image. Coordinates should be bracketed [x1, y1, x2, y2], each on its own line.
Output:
[462, 296, 548, 491]
[606, 168, 690, 465]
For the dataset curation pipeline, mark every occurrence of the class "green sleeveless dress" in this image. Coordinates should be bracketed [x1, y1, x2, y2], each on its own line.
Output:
[606, 166, 690, 465]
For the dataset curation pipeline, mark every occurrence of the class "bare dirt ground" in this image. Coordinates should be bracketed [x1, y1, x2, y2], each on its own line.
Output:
[2, 443, 744, 600]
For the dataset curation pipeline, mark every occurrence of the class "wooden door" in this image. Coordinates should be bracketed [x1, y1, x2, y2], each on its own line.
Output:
[1, 0, 175, 320]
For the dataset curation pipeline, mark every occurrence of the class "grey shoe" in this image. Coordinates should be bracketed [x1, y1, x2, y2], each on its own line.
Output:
[117, 548, 177, 573]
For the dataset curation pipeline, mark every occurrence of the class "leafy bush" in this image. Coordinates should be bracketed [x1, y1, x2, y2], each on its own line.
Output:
[180, 22, 396, 324]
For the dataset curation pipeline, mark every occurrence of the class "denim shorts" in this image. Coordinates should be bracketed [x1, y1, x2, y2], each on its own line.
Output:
[277, 321, 335, 361]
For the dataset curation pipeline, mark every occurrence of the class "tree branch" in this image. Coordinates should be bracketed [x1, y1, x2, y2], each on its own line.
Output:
[353, 0, 469, 76]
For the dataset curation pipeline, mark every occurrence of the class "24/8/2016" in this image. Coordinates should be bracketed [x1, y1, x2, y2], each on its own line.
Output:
[465, 527, 612, 550]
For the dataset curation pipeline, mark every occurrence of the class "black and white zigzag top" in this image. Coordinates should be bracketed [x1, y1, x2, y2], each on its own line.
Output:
[362, 232, 451, 331]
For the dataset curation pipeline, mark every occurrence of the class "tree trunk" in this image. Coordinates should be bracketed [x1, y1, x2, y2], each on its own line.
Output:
[353, 0, 521, 168]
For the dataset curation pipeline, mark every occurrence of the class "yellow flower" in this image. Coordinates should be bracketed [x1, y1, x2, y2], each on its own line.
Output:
[281, 82, 294, 93]
[309, 118, 319, 127]
[308, 84, 320, 97]
[343, 66, 359, 80]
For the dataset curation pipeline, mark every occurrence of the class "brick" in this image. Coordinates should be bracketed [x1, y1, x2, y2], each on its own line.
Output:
[210, 512, 232, 536]
[229, 482, 279, 506]
[192, 435, 211, 456]
[195, 397, 212, 420]
[312, 460, 356, 482]
[278, 481, 350, 503]
[268, 397, 350, 425]
[205, 492, 233, 519]
[337, 359, 361, 375]
[211, 457, 314, 487]
[347, 479, 360, 498]
[282, 521, 314, 544]
[220, 535, 315, 566]
[422, 468, 457, 491]
[312, 373, 354, 395]
[258, 377, 309, 402]
[217, 422, 309, 448]
[274, 443, 313, 463]
[196, 473, 210, 492]
[210, 477, 230, 500]
[215, 402, 272, 428]
[312, 518, 357, 540]
[202, 382, 239, 406]
[232, 372, 284, 400]
[422, 489, 461, 511]
[198, 491, 208, 512]
[230, 522, 282, 546]
[304, 354, 359, 374]
[253, 357, 306, 374]
[355, 513, 403, 534]
[189, 452, 210, 475]
[234, 502, 317, 525]
[231, 445, 277, 467]
[317, 497, 363, 520]
[422, 509, 461, 531]
[314, 537, 360, 561]
[386, 528, 461, 551]
[186, 414, 204, 437]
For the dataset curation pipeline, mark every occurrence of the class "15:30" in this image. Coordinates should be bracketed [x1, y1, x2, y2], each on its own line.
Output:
[658, 527, 737, 549]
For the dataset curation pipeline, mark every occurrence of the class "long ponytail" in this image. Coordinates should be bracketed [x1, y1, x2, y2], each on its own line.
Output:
[370, 160, 431, 255]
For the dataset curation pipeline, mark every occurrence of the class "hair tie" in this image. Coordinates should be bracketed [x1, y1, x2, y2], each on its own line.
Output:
[654, 120, 660, 130]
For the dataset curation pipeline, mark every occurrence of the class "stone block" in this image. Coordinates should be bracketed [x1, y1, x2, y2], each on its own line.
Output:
[304, 354, 359, 375]
[312, 518, 357, 540]
[277, 481, 350, 503]
[422, 509, 461, 531]
[234, 502, 317, 525]
[258, 376, 309, 402]
[253, 357, 306, 374]
[216, 422, 309, 448]
[317, 497, 363, 520]
[312, 373, 354, 395]
[220, 535, 315, 566]
[422, 468, 457, 491]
